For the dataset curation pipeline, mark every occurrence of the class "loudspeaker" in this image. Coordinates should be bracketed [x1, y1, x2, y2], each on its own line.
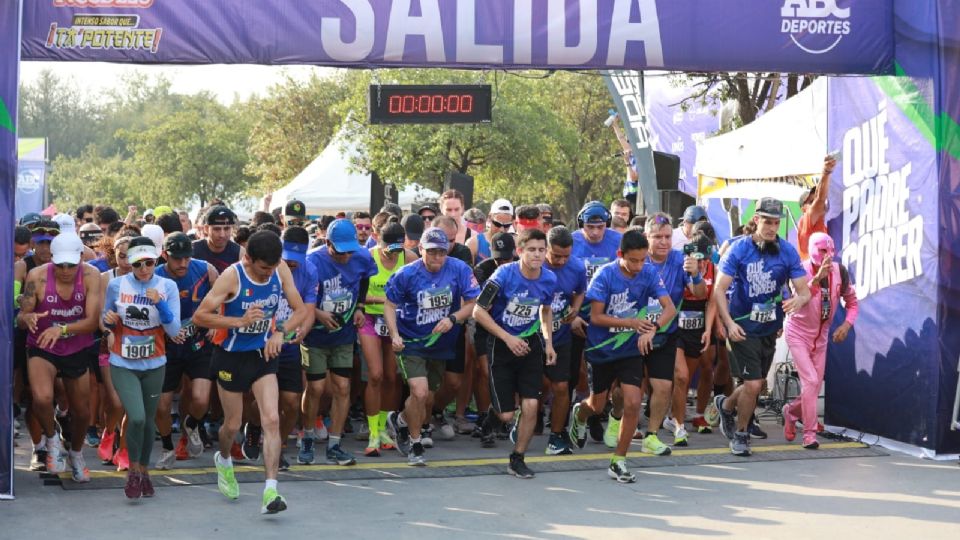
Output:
[444, 172, 474, 209]
[653, 151, 681, 191]
[369, 171, 397, 214]
[660, 190, 696, 222]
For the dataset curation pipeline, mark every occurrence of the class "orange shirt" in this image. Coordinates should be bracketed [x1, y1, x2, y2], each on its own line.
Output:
[797, 211, 827, 261]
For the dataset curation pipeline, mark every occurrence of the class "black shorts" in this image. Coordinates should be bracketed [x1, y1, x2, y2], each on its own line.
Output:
[276, 356, 304, 394]
[86, 343, 103, 383]
[589, 356, 644, 394]
[487, 335, 543, 414]
[729, 333, 777, 381]
[643, 332, 678, 381]
[445, 328, 466, 375]
[544, 340, 572, 383]
[27, 347, 89, 380]
[211, 347, 279, 393]
[569, 334, 585, 390]
[162, 343, 213, 393]
[474, 326, 489, 357]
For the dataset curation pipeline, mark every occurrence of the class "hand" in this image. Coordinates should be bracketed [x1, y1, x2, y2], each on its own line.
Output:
[782, 296, 803, 315]
[431, 317, 454, 335]
[813, 256, 832, 281]
[545, 345, 557, 366]
[103, 310, 120, 327]
[637, 331, 655, 355]
[37, 326, 61, 349]
[683, 255, 699, 275]
[633, 317, 656, 334]
[263, 331, 283, 360]
[823, 156, 837, 174]
[726, 321, 746, 342]
[570, 317, 587, 338]
[832, 322, 851, 343]
[128, 205, 137, 214]
[206, 329, 216, 341]
[391, 334, 404, 353]
[238, 305, 264, 328]
[352, 309, 365, 328]
[315, 310, 340, 330]
[145, 288, 163, 304]
[22, 311, 48, 333]
[561, 310, 578, 325]
[504, 335, 530, 357]
[700, 329, 712, 353]
[170, 328, 187, 345]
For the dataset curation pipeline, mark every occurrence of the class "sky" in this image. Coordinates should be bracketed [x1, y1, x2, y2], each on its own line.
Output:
[20, 61, 334, 104]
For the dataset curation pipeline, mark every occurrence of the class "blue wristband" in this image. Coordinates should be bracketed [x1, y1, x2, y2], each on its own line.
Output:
[156, 300, 174, 325]
[690, 273, 703, 285]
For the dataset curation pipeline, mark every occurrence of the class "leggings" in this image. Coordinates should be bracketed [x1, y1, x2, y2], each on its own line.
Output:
[110, 364, 165, 466]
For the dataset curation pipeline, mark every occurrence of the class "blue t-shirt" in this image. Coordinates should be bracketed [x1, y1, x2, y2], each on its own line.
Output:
[276, 260, 319, 362]
[90, 257, 110, 272]
[544, 256, 587, 346]
[156, 259, 212, 348]
[487, 262, 558, 338]
[304, 247, 377, 348]
[385, 258, 480, 360]
[719, 236, 806, 337]
[572, 228, 622, 320]
[584, 261, 668, 364]
[644, 249, 687, 334]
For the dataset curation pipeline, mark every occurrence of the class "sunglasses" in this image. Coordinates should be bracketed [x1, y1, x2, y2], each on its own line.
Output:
[131, 259, 157, 269]
[287, 219, 306, 227]
[83, 217, 94, 223]
[55, 262, 78, 270]
[490, 219, 512, 229]
[355, 224, 372, 231]
[421, 214, 436, 221]
[652, 215, 671, 226]
[33, 227, 60, 236]
[541, 215, 553, 224]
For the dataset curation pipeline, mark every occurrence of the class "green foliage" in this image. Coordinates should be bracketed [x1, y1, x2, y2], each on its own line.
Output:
[47, 146, 139, 211]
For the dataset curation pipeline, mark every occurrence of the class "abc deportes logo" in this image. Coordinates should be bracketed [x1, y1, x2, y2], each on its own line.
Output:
[781, 0, 851, 55]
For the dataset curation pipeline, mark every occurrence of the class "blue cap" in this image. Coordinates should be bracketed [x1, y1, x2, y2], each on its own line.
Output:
[282, 240, 307, 264]
[327, 218, 362, 253]
[683, 205, 708, 223]
[420, 227, 449, 251]
[581, 201, 608, 222]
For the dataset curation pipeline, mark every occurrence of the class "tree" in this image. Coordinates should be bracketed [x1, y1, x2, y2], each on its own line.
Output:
[18, 70, 105, 158]
[47, 146, 139, 211]
[673, 72, 817, 129]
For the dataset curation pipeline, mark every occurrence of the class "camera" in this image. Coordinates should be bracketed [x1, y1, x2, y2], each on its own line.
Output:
[683, 239, 711, 260]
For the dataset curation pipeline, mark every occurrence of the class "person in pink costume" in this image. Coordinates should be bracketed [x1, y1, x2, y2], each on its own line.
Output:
[783, 232, 858, 449]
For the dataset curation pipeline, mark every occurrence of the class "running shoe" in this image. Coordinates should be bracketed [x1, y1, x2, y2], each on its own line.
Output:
[586, 414, 604, 443]
[230, 440, 244, 461]
[140, 471, 155, 497]
[508, 452, 534, 479]
[509, 409, 522, 444]
[68, 453, 90, 483]
[354, 421, 370, 441]
[97, 430, 116, 461]
[782, 405, 798, 442]
[175, 436, 190, 460]
[421, 425, 434, 448]
[673, 426, 689, 447]
[408, 442, 427, 467]
[387, 411, 411, 456]
[378, 430, 396, 450]
[113, 448, 130, 471]
[364, 432, 381, 457]
[608, 459, 636, 484]
[315, 423, 329, 442]
[748, 415, 768, 439]
[704, 400, 721, 428]
[124, 471, 142, 499]
[663, 416, 678, 433]
[199, 422, 214, 449]
[261, 487, 288, 515]
[603, 414, 621, 449]
[472, 413, 486, 438]
[242, 424, 262, 461]
[568, 403, 587, 449]
[641, 433, 672, 456]
[46, 441, 67, 474]
[454, 416, 476, 435]
[85, 427, 101, 448]
[326, 444, 357, 466]
[802, 435, 820, 450]
[496, 422, 510, 440]
[278, 454, 290, 472]
[715, 395, 736, 440]
[432, 413, 456, 441]
[155, 448, 176, 470]
[184, 423, 204, 457]
[545, 432, 573, 455]
[692, 415, 712, 434]
[297, 437, 315, 464]
[215, 451, 240, 499]
[30, 449, 47, 472]
[730, 431, 751, 456]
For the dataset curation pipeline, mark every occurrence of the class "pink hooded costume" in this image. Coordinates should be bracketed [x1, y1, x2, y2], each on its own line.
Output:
[784, 232, 859, 446]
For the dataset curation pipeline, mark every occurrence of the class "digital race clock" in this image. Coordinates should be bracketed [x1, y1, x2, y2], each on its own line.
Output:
[368, 85, 493, 125]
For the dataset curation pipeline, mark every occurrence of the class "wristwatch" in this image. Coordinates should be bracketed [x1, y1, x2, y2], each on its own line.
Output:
[447, 314, 458, 326]
[57, 322, 68, 338]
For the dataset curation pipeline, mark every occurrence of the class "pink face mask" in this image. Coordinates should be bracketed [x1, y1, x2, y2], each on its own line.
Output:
[808, 232, 835, 265]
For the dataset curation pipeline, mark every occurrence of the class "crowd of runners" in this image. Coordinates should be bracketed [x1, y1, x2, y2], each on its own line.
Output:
[10, 154, 857, 514]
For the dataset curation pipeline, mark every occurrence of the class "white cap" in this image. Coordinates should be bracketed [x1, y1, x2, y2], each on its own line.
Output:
[51, 233, 84, 265]
[53, 213, 77, 234]
[141, 224, 165, 257]
[490, 199, 514, 217]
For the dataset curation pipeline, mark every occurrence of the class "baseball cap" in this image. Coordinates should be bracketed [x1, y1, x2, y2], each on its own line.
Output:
[755, 197, 784, 219]
[417, 203, 440, 216]
[400, 213, 424, 241]
[380, 203, 403, 219]
[127, 237, 158, 264]
[51, 233, 84, 265]
[19, 212, 42, 228]
[537, 204, 554, 222]
[380, 222, 406, 253]
[799, 187, 816, 206]
[141, 224, 165, 257]
[490, 232, 516, 260]
[327, 218, 362, 253]
[490, 199, 514, 217]
[163, 232, 193, 259]
[420, 227, 449, 251]
[580, 201, 608, 223]
[284, 199, 306, 219]
[682, 205, 708, 224]
[32, 219, 60, 242]
[205, 205, 237, 226]
[281, 239, 308, 264]
[53, 213, 77, 234]
[144, 209, 155, 217]
[79, 222, 103, 244]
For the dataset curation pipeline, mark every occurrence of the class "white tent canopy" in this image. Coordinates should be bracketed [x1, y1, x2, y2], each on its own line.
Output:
[695, 78, 828, 201]
[268, 135, 438, 215]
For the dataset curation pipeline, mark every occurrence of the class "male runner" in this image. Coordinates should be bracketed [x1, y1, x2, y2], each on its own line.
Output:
[192, 205, 243, 273]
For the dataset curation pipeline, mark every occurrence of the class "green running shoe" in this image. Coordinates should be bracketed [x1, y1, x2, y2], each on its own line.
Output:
[603, 414, 621, 449]
[261, 487, 287, 514]
[641, 433, 672, 456]
[215, 451, 239, 500]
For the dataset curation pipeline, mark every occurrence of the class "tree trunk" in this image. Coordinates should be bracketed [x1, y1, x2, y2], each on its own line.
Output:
[735, 75, 757, 126]
[787, 74, 800, 98]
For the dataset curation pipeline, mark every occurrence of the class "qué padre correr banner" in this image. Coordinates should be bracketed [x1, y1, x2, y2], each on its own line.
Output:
[824, 76, 939, 447]
[21, 0, 893, 74]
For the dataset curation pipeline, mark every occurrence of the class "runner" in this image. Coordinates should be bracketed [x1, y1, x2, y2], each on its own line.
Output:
[672, 206, 708, 250]
[385, 227, 480, 466]
[439, 190, 470, 244]
[542, 226, 586, 455]
[101, 237, 181, 498]
[474, 228, 557, 479]
[568, 228, 675, 483]
[298, 219, 376, 467]
[466, 198, 512, 264]
[193, 230, 308, 513]
[18, 233, 100, 482]
[153, 233, 220, 469]
[713, 198, 811, 456]
[282, 199, 308, 229]
[353, 211, 375, 249]
[192, 205, 243, 274]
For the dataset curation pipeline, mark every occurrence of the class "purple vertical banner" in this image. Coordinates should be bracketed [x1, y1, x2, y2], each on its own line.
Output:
[15, 138, 46, 220]
[824, 75, 940, 450]
[0, 0, 22, 499]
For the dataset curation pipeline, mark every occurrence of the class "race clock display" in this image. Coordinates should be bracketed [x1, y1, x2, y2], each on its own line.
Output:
[368, 85, 493, 125]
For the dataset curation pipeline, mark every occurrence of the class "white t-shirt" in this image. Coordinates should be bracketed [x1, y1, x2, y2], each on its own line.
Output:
[671, 226, 689, 250]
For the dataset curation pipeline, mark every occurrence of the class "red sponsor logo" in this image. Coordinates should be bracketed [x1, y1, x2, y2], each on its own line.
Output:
[54, 0, 154, 8]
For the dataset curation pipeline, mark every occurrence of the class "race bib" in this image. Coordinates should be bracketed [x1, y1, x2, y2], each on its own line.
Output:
[122, 335, 156, 360]
[321, 291, 354, 315]
[749, 303, 776, 323]
[374, 316, 389, 337]
[238, 318, 272, 334]
[505, 298, 538, 320]
[419, 287, 453, 310]
[585, 257, 608, 281]
[609, 307, 639, 333]
[678, 311, 705, 331]
[180, 319, 196, 339]
[646, 298, 663, 324]
[820, 296, 831, 321]
[551, 305, 571, 332]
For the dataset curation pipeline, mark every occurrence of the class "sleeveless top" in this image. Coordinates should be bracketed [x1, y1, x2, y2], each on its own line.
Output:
[27, 264, 93, 356]
[475, 233, 491, 265]
[155, 259, 211, 345]
[192, 239, 241, 274]
[213, 262, 282, 352]
[366, 249, 405, 316]
[109, 274, 169, 362]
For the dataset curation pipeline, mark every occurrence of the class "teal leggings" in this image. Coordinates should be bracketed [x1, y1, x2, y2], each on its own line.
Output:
[110, 365, 165, 467]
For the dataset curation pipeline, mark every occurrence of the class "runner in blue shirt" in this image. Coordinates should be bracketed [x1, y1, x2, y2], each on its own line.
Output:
[568, 229, 675, 483]
[474, 228, 558, 480]
[713, 198, 810, 457]
[384, 228, 479, 466]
